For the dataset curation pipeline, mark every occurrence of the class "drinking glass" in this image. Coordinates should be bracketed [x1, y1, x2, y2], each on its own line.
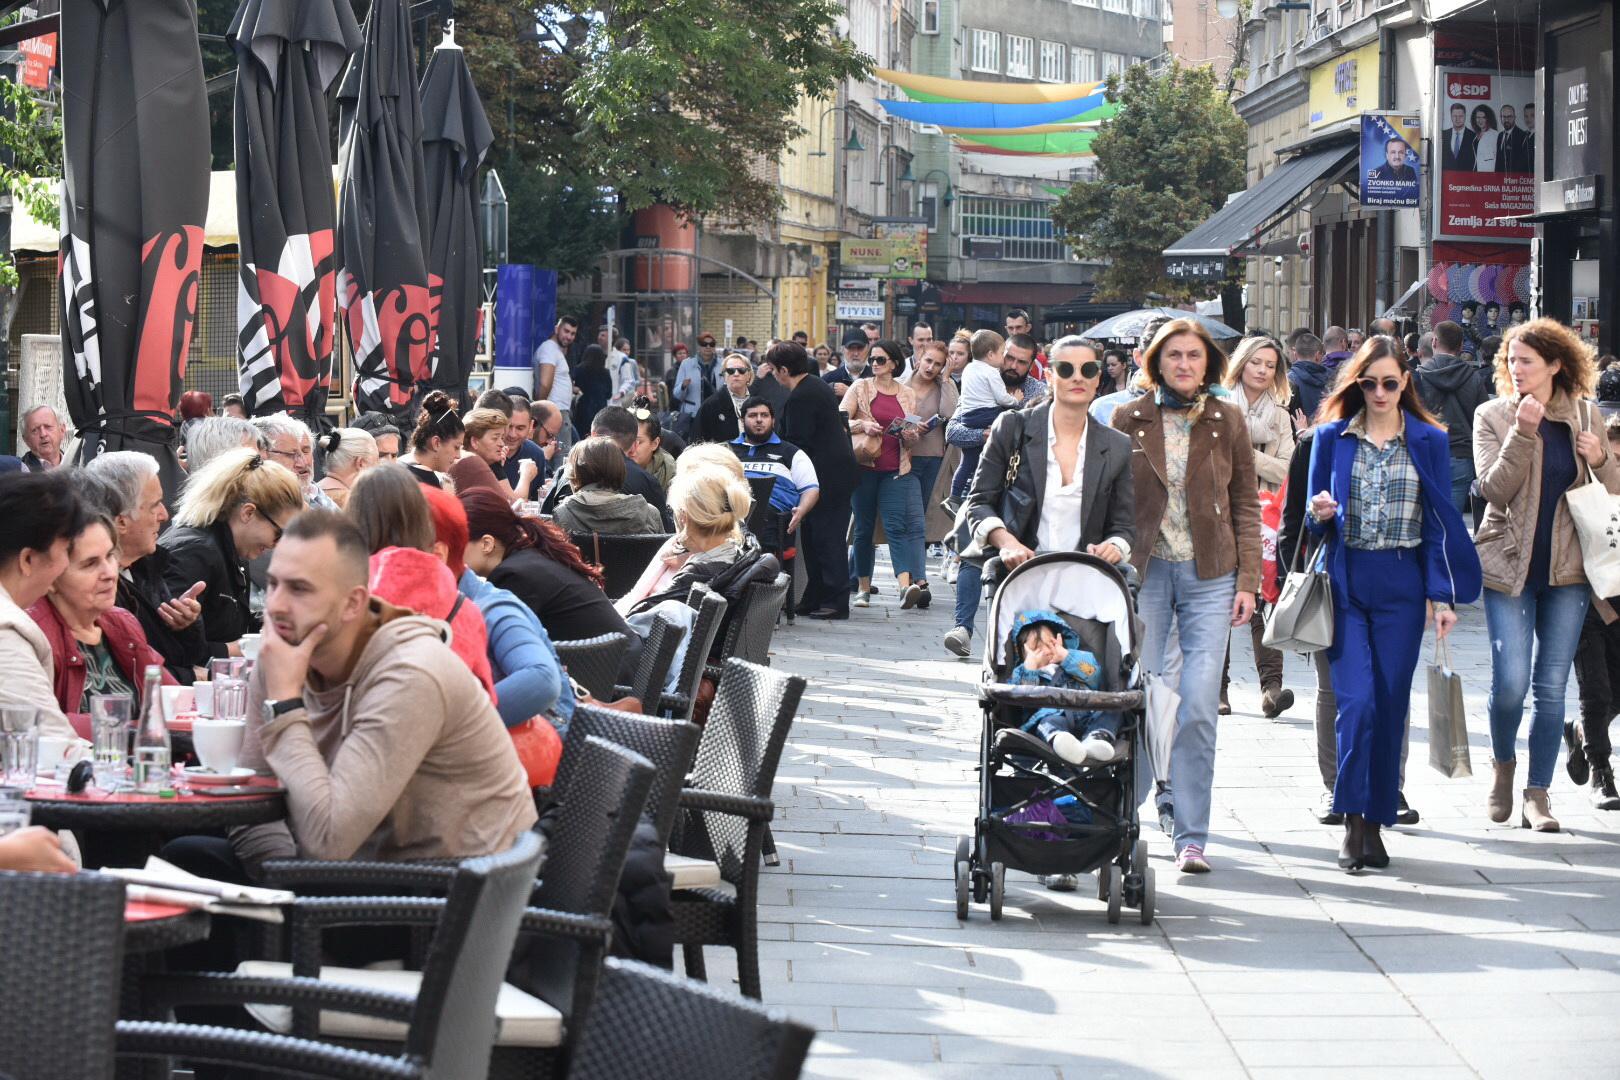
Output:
[0, 786, 29, 836]
[0, 708, 40, 787]
[213, 677, 249, 725]
[209, 657, 248, 684]
[90, 694, 134, 790]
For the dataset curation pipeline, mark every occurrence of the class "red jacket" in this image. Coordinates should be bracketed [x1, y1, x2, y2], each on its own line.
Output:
[27, 598, 176, 735]
[367, 547, 498, 704]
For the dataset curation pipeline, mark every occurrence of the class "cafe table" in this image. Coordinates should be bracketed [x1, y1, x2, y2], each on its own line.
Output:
[27, 776, 287, 868]
[120, 901, 216, 1080]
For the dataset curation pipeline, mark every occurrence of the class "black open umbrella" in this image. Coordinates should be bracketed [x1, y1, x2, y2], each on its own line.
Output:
[1083, 307, 1242, 345]
[60, 0, 210, 496]
[336, 0, 436, 420]
[419, 30, 493, 402]
[230, 0, 361, 424]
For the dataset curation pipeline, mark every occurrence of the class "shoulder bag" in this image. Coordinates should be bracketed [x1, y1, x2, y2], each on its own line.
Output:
[1563, 400, 1620, 597]
[1261, 514, 1334, 653]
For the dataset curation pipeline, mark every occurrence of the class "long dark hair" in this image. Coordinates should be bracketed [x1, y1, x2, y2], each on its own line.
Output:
[458, 487, 606, 588]
[1316, 335, 1443, 428]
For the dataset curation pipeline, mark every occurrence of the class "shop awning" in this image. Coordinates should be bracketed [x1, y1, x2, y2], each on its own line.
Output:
[1164, 143, 1357, 263]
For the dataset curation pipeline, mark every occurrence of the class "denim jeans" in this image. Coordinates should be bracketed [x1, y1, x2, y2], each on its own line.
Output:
[950, 405, 1006, 499]
[851, 468, 926, 582]
[954, 558, 983, 634]
[1026, 708, 1121, 744]
[909, 455, 944, 578]
[1448, 455, 1475, 516]
[1484, 581, 1591, 790]
[1137, 557, 1237, 854]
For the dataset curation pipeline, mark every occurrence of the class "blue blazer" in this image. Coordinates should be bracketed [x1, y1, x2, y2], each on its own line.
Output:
[1306, 412, 1483, 608]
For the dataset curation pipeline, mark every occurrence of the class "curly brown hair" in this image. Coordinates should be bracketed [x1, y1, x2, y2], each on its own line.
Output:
[1495, 318, 1598, 399]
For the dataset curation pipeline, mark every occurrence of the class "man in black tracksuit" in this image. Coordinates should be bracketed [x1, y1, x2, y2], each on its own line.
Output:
[1413, 319, 1493, 517]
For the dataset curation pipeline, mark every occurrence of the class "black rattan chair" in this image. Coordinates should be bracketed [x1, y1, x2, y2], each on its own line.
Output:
[119, 831, 546, 1080]
[656, 585, 728, 722]
[612, 611, 682, 709]
[568, 532, 672, 600]
[0, 870, 126, 1080]
[554, 631, 631, 701]
[568, 958, 814, 1080]
[552, 705, 701, 850]
[671, 659, 806, 999]
[708, 572, 790, 675]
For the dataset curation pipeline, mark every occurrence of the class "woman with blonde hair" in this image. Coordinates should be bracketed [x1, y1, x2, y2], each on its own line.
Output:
[617, 463, 758, 614]
[1475, 318, 1620, 832]
[314, 428, 379, 508]
[1112, 317, 1261, 873]
[160, 447, 303, 655]
[449, 407, 536, 501]
[676, 440, 747, 482]
[1220, 335, 1297, 718]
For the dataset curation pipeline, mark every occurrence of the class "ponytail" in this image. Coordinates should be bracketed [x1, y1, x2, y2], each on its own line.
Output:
[411, 390, 464, 451]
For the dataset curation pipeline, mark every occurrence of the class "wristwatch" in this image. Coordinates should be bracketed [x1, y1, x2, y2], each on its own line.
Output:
[261, 697, 306, 723]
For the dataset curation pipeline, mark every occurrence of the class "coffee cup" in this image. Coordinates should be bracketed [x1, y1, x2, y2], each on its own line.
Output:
[37, 734, 74, 772]
[192, 681, 214, 717]
[238, 634, 264, 661]
[191, 719, 246, 774]
[159, 685, 195, 718]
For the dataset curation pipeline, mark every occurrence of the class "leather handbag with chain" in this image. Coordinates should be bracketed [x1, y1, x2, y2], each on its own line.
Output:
[1261, 513, 1334, 653]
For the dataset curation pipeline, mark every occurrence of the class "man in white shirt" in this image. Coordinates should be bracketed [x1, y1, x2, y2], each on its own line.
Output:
[534, 316, 579, 452]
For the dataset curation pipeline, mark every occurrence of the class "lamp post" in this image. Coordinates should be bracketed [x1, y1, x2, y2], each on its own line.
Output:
[808, 104, 866, 157]
[871, 144, 916, 216]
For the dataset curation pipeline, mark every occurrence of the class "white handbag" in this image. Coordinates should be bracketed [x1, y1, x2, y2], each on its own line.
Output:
[1564, 402, 1620, 598]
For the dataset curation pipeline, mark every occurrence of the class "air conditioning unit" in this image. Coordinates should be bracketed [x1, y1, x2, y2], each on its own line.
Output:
[963, 237, 1005, 259]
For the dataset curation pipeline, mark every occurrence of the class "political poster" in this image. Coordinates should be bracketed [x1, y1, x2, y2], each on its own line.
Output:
[1432, 67, 1535, 241]
[1360, 112, 1421, 208]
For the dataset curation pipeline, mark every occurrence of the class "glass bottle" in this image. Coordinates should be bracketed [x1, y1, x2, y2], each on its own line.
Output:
[132, 666, 172, 794]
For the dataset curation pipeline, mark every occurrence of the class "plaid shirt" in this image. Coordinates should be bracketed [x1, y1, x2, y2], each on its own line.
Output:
[1344, 411, 1423, 550]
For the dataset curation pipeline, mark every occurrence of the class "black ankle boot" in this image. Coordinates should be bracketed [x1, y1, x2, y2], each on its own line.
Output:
[1339, 814, 1365, 871]
[1361, 821, 1389, 869]
[1591, 767, 1620, 811]
[1565, 722, 1591, 786]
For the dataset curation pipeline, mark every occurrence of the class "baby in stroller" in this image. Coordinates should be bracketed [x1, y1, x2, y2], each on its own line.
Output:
[1008, 609, 1123, 767]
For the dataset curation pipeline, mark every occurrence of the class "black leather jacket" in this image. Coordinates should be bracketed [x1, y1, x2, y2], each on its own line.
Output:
[158, 521, 259, 656]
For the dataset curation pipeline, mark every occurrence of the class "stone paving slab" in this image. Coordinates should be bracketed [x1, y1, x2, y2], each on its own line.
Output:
[679, 561, 1620, 1078]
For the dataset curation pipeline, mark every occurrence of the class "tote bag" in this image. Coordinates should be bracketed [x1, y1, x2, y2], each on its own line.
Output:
[1261, 519, 1333, 653]
[1564, 401, 1620, 597]
[1427, 637, 1472, 779]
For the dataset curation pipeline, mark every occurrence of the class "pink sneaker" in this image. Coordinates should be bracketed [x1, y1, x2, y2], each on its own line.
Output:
[1176, 844, 1211, 873]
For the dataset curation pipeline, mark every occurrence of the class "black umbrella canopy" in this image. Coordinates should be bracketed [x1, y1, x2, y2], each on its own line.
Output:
[419, 35, 493, 401]
[1084, 307, 1242, 344]
[336, 0, 436, 420]
[230, 0, 362, 424]
[60, 0, 211, 496]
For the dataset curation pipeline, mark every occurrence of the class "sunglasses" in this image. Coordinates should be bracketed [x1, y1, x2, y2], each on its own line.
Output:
[1052, 359, 1101, 380]
[723, 366, 750, 375]
[1357, 376, 1403, 395]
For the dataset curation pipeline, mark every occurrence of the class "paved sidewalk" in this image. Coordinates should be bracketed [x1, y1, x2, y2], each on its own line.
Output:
[715, 566, 1620, 1080]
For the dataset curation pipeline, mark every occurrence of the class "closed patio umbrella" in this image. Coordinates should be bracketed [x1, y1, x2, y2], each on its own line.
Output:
[60, 0, 210, 497]
[230, 0, 362, 423]
[336, 0, 436, 420]
[418, 29, 493, 401]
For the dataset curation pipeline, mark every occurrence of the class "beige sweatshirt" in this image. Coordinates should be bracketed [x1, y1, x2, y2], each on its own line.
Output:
[0, 580, 78, 740]
[233, 599, 536, 869]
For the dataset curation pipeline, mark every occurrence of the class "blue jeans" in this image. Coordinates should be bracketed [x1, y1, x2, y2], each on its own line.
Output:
[1484, 582, 1591, 790]
[950, 405, 1006, 499]
[1137, 558, 1237, 854]
[1026, 708, 1121, 744]
[954, 558, 983, 635]
[1448, 455, 1475, 516]
[851, 469, 926, 582]
[1327, 547, 1426, 826]
[909, 455, 944, 581]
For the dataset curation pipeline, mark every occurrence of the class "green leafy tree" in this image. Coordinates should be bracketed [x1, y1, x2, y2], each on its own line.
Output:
[0, 50, 62, 288]
[1051, 60, 1245, 303]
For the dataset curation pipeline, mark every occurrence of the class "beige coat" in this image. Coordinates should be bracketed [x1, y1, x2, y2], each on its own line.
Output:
[1474, 390, 1620, 597]
[0, 581, 77, 740]
[840, 378, 918, 476]
[1238, 389, 1296, 491]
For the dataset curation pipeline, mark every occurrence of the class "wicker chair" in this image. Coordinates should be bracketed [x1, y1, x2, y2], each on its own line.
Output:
[568, 959, 814, 1080]
[655, 585, 728, 722]
[254, 738, 655, 1079]
[708, 571, 790, 675]
[118, 831, 546, 1080]
[0, 870, 126, 1080]
[612, 611, 682, 709]
[553, 631, 631, 701]
[671, 659, 806, 999]
[552, 704, 701, 850]
[568, 532, 671, 600]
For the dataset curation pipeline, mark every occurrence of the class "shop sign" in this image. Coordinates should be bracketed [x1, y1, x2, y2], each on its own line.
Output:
[1163, 256, 1228, 282]
[836, 278, 880, 302]
[1546, 175, 1601, 214]
[839, 233, 926, 279]
[1540, 16, 1611, 215]
[1308, 42, 1379, 130]
[835, 300, 885, 321]
[1359, 112, 1422, 209]
[18, 33, 55, 90]
[1433, 66, 1535, 241]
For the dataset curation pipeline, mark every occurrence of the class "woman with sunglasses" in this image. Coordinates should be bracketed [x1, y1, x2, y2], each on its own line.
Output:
[404, 390, 465, 488]
[1308, 336, 1481, 869]
[159, 447, 303, 657]
[1474, 319, 1620, 830]
[841, 339, 928, 609]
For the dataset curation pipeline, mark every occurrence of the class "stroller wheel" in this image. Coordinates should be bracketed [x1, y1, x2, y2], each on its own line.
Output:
[1138, 866, 1156, 925]
[989, 863, 1006, 921]
[954, 859, 970, 920]
[972, 869, 989, 904]
[1105, 865, 1123, 924]
[956, 835, 971, 867]
[1133, 838, 1149, 878]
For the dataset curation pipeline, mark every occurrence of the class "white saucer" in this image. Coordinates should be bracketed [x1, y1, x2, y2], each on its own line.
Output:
[182, 766, 255, 786]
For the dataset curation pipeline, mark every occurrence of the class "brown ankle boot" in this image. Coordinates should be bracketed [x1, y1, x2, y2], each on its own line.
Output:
[1521, 787, 1560, 832]
[1488, 759, 1516, 823]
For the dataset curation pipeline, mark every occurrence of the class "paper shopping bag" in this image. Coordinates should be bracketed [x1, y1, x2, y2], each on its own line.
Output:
[1427, 637, 1472, 779]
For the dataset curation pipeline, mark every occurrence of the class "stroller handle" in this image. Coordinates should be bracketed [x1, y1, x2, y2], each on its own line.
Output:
[981, 683, 1146, 713]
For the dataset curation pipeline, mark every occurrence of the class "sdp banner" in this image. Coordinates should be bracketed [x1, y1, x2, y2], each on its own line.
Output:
[1360, 112, 1422, 208]
[1433, 67, 1535, 241]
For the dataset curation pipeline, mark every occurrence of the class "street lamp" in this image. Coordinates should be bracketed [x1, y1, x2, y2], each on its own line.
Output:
[808, 104, 867, 157]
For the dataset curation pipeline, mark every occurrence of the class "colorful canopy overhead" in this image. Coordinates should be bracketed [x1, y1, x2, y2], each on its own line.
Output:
[878, 95, 1105, 129]
[872, 67, 1114, 151]
[875, 68, 1103, 104]
[951, 129, 1097, 155]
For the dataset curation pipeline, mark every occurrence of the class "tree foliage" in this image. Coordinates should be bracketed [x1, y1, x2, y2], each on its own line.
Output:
[0, 40, 61, 289]
[1051, 61, 1245, 303]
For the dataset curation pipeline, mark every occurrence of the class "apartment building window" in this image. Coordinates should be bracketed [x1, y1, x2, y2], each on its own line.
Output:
[1039, 41, 1065, 82]
[1072, 47, 1099, 82]
[1103, 51, 1127, 76]
[1102, 0, 1129, 12]
[1074, 0, 1099, 7]
[971, 29, 999, 73]
[1006, 34, 1033, 78]
[920, 0, 939, 33]
[959, 197, 1066, 262]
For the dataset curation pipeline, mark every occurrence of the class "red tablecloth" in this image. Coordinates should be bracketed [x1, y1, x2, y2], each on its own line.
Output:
[26, 774, 284, 804]
[125, 900, 193, 923]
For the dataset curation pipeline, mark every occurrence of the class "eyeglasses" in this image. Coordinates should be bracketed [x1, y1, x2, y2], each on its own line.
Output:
[723, 367, 750, 376]
[1357, 376, 1403, 395]
[697, 340, 716, 348]
[1052, 359, 1101, 380]
[267, 445, 312, 463]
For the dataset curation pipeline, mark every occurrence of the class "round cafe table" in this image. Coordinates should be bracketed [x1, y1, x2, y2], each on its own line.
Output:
[27, 776, 287, 868]
[124, 899, 212, 954]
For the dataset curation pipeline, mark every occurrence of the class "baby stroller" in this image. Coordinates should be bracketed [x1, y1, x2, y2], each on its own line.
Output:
[953, 550, 1154, 925]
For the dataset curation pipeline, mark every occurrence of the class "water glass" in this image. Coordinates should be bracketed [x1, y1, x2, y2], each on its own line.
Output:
[0, 786, 29, 836]
[213, 677, 249, 725]
[0, 708, 40, 787]
[90, 694, 134, 790]
[209, 657, 248, 684]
